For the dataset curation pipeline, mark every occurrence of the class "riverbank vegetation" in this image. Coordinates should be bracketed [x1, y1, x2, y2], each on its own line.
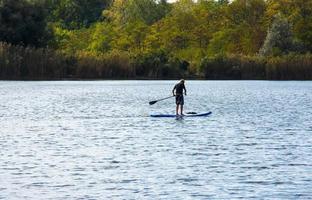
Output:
[0, 0, 311, 80]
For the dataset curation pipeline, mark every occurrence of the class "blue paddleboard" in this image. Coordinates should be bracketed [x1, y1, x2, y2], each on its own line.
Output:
[150, 111, 212, 118]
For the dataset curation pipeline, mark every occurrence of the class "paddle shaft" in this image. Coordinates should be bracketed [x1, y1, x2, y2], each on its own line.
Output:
[149, 95, 174, 105]
[155, 96, 174, 102]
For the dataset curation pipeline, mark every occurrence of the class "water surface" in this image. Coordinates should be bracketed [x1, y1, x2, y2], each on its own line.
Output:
[0, 81, 311, 199]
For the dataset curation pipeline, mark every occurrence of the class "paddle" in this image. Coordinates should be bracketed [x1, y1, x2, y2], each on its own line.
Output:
[149, 96, 174, 105]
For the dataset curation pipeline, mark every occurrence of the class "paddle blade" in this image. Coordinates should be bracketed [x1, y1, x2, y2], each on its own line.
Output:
[149, 101, 157, 105]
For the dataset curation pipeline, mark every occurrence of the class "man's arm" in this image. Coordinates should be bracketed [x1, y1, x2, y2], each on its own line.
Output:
[172, 85, 176, 96]
[184, 85, 187, 95]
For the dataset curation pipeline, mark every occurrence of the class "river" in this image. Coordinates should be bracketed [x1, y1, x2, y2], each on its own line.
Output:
[0, 81, 311, 199]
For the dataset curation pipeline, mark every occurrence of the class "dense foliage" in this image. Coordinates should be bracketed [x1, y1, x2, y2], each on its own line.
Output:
[0, 0, 312, 79]
[47, 0, 112, 29]
[0, 0, 49, 47]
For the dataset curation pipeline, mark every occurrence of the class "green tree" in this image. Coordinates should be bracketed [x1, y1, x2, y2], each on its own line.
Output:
[0, 0, 50, 47]
[265, 0, 312, 52]
[88, 22, 115, 52]
[218, 0, 229, 5]
[193, 0, 224, 49]
[259, 14, 295, 56]
[53, 26, 95, 54]
[155, 0, 196, 51]
[48, 0, 111, 29]
[104, 0, 170, 25]
[223, 0, 266, 55]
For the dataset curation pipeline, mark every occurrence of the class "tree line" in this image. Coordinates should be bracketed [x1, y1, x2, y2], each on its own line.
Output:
[0, 0, 311, 80]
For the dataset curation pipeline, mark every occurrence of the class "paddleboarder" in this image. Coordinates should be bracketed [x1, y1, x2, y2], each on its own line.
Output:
[172, 79, 187, 115]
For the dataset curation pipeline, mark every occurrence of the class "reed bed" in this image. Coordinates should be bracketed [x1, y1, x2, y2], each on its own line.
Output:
[0, 42, 311, 80]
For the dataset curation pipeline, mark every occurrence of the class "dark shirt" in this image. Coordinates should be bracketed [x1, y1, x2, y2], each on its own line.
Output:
[173, 82, 186, 95]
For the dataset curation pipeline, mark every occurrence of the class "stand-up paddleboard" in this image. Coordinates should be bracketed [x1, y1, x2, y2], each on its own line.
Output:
[150, 111, 212, 118]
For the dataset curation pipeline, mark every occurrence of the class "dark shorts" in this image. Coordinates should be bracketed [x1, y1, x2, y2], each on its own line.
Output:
[175, 94, 184, 105]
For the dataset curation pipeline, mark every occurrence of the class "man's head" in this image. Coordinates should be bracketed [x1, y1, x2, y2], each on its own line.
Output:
[180, 79, 185, 83]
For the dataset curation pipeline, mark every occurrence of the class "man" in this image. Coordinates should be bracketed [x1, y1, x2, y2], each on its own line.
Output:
[172, 79, 187, 115]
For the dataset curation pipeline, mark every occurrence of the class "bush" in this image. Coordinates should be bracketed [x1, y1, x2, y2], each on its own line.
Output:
[75, 50, 133, 79]
[199, 54, 312, 80]
[266, 54, 312, 80]
[199, 55, 242, 79]
[0, 42, 311, 80]
[132, 50, 189, 79]
[0, 42, 67, 79]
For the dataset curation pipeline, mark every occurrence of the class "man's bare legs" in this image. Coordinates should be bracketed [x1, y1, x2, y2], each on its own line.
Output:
[176, 104, 184, 115]
[180, 105, 184, 115]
